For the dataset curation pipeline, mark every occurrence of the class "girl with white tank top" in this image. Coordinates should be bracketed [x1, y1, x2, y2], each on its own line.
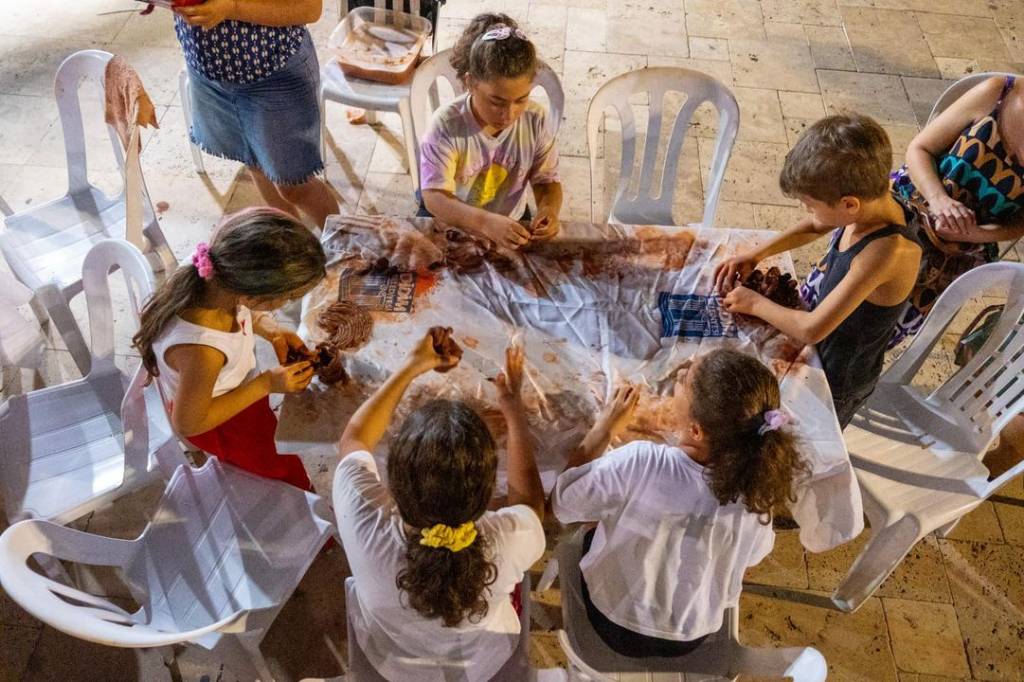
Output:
[132, 208, 327, 489]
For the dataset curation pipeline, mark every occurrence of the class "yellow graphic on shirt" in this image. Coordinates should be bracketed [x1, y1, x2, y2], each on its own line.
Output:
[466, 163, 511, 207]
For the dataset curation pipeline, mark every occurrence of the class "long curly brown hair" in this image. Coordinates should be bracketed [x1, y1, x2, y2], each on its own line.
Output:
[688, 349, 809, 523]
[449, 12, 538, 83]
[388, 399, 499, 627]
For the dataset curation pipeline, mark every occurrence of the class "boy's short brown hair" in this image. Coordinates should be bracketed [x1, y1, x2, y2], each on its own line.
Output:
[779, 114, 892, 204]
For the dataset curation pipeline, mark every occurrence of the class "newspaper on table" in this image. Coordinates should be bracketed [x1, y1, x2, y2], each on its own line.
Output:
[278, 215, 863, 552]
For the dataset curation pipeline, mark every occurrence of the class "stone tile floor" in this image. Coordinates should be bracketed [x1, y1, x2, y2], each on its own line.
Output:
[1, 1, 1023, 680]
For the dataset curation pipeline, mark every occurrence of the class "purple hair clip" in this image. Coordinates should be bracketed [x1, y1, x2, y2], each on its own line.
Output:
[758, 409, 790, 436]
[479, 25, 529, 42]
[191, 242, 215, 281]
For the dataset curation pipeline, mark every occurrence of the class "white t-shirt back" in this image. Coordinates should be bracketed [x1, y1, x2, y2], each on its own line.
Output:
[419, 93, 560, 219]
[334, 451, 545, 682]
[552, 441, 774, 641]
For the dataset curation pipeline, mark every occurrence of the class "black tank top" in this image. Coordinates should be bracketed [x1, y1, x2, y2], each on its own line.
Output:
[814, 220, 921, 400]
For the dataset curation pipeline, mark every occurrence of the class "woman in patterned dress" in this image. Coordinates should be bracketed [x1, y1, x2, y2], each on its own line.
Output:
[889, 74, 1024, 345]
[176, 0, 339, 228]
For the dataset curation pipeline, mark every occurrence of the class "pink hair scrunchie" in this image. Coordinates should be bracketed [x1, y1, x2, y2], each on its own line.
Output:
[757, 409, 790, 436]
[191, 242, 215, 281]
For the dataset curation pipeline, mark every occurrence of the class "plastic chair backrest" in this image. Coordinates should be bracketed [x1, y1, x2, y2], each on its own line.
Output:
[927, 72, 1018, 123]
[0, 517, 245, 648]
[81, 239, 156, 377]
[587, 67, 739, 227]
[55, 50, 154, 252]
[406, 49, 565, 188]
[127, 458, 333, 639]
[54, 50, 122, 197]
[883, 262, 1024, 454]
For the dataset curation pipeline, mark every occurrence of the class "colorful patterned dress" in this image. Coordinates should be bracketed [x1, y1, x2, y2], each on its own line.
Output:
[889, 75, 1024, 345]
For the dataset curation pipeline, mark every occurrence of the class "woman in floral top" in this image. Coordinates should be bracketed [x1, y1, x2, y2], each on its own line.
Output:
[176, 0, 338, 227]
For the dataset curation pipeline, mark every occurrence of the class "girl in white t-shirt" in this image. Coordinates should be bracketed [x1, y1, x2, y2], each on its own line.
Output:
[553, 348, 809, 658]
[132, 207, 326, 489]
[334, 333, 546, 682]
[419, 13, 563, 250]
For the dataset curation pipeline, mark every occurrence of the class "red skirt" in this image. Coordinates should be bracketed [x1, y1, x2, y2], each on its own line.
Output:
[187, 396, 312, 491]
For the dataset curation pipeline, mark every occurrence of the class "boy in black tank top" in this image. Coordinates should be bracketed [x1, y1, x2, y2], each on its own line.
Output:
[713, 115, 922, 428]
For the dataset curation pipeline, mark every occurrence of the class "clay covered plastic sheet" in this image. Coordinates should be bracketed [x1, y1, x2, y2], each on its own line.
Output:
[277, 215, 863, 552]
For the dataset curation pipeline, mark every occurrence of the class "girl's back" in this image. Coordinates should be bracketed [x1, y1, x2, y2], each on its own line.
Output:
[554, 440, 773, 640]
[335, 451, 543, 681]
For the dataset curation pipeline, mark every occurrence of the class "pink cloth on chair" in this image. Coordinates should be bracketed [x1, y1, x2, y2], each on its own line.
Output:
[103, 55, 159, 150]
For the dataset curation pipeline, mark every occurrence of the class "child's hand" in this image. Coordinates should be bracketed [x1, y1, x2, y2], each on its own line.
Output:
[480, 214, 533, 250]
[176, 0, 234, 29]
[597, 384, 641, 437]
[266, 361, 314, 394]
[269, 331, 309, 365]
[714, 253, 759, 294]
[406, 328, 462, 374]
[495, 345, 525, 407]
[530, 209, 561, 241]
[722, 284, 764, 316]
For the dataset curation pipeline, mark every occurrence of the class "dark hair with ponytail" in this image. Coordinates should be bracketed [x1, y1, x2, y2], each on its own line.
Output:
[132, 207, 326, 376]
[388, 399, 499, 627]
[687, 349, 809, 523]
[450, 12, 538, 83]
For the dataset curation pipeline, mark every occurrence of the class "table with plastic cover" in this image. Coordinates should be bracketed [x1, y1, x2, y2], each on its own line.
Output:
[275, 215, 863, 553]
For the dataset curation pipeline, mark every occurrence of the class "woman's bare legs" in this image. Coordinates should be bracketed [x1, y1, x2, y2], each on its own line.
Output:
[249, 167, 339, 229]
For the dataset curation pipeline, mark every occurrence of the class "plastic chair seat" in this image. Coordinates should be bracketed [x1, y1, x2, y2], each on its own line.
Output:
[320, 61, 408, 112]
[0, 240, 186, 527]
[0, 369, 129, 522]
[0, 188, 128, 293]
[832, 262, 1024, 613]
[0, 458, 334, 680]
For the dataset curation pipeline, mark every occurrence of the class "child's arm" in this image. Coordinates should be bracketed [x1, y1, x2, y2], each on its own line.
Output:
[422, 190, 533, 250]
[722, 237, 918, 344]
[493, 345, 545, 521]
[166, 344, 313, 437]
[530, 181, 563, 240]
[714, 217, 833, 293]
[565, 384, 640, 471]
[252, 312, 308, 364]
[176, 0, 322, 30]
[337, 330, 459, 457]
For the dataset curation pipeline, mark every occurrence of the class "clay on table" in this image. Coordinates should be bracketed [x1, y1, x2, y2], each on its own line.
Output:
[743, 266, 802, 309]
[317, 300, 374, 350]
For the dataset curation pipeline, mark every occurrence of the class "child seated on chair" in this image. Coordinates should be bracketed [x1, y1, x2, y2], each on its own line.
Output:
[333, 333, 545, 682]
[133, 208, 325, 490]
[553, 349, 808, 658]
[714, 114, 922, 427]
[418, 13, 563, 250]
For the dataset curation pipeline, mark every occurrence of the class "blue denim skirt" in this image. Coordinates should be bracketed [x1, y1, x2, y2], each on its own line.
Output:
[187, 31, 323, 185]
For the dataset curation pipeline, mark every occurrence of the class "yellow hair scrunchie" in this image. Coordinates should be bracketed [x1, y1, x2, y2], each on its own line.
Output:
[419, 522, 478, 553]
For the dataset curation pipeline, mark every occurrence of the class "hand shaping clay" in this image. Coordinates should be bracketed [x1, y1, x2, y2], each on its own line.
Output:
[743, 267, 802, 309]
[428, 326, 463, 373]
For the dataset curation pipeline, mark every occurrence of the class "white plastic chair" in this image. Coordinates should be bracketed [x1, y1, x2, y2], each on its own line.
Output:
[555, 529, 827, 682]
[0, 239, 184, 525]
[402, 48, 565, 192]
[344, 574, 564, 681]
[0, 50, 177, 375]
[587, 67, 739, 228]
[926, 71, 1021, 260]
[833, 262, 1024, 613]
[318, 1, 446, 167]
[0, 456, 335, 681]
